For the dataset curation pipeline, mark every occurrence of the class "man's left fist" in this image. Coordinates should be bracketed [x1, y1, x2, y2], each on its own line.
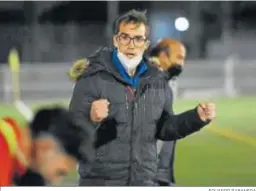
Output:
[197, 103, 216, 122]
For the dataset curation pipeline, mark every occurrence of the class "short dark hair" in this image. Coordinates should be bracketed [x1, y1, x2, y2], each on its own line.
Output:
[113, 9, 149, 37]
[30, 107, 95, 163]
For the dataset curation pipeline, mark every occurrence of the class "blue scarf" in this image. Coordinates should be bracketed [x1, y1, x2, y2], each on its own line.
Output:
[112, 49, 147, 88]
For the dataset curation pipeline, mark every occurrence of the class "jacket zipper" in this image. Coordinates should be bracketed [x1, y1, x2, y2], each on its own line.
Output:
[126, 86, 136, 185]
[125, 78, 151, 185]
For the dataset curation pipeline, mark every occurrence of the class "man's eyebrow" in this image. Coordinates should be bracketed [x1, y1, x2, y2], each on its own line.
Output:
[119, 32, 129, 36]
[134, 35, 146, 39]
[120, 32, 145, 38]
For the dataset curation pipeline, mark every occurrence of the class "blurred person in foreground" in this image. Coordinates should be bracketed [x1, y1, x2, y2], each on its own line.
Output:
[69, 9, 216, 186]
[0, 107, 95, 186]
[68, 39, 187, 186]
[149, 38, 186, 186]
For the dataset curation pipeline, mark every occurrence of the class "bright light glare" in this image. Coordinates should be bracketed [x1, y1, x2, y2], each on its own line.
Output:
[174, 17, 189, 32]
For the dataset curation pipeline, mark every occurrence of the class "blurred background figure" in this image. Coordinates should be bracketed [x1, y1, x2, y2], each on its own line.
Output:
[149, 38, 186, 186]
[0, 1, 256, 186]
[0, 107, 95, 186]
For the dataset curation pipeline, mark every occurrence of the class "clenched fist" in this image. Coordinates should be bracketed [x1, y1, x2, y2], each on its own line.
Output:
[197, 103, 216, 122]
[90, 99, 110, 122]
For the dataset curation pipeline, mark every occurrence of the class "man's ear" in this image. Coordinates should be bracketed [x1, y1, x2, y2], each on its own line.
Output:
[159, 51, 168, 60]
[158, 51, 171, 70]
[113, 36, 118, 48]
[144, 40, 150, 51]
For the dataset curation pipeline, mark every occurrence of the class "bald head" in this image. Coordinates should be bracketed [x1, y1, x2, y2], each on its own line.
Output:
[149, 38, 186, 79]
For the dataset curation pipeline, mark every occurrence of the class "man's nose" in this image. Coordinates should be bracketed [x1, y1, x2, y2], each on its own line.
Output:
[128, 39, 135, 48]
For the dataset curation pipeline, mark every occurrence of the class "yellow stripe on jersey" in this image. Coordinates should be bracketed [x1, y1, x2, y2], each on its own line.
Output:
[0, 120, 18, 156]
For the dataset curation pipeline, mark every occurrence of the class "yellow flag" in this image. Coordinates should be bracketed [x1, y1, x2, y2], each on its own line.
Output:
[8, 48, 20, 73]
[8, 48, 21, 102]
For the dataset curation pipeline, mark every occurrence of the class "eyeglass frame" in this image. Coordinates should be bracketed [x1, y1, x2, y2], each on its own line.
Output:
[116, 33, 149, 48]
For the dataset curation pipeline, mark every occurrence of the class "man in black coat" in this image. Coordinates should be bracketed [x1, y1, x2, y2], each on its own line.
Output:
[149, 38, 187, 186]
[69, 9, 216, 186]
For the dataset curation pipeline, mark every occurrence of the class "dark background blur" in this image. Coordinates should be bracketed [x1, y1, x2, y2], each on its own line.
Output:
[1, 1, 256, 63]
[1, 1, 256, 102]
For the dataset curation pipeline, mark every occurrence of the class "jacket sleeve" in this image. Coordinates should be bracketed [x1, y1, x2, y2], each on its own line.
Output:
[69, 75, 101, 146]
[156, 81, 210, 141]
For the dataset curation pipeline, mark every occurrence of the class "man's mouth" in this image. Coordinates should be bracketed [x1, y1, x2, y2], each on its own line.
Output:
[125, 53, 136, 59]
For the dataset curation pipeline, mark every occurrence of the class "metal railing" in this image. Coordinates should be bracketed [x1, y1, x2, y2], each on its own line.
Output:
[1, 58, 256, 103]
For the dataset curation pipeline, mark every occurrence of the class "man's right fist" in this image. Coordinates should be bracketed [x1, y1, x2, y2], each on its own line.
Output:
[90, 99, 110, 122]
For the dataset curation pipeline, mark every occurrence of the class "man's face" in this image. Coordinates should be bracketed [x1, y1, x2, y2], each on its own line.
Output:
[113, 22, 149, 59]
[158, 43, 186, 71]
[34, 138, 77, 185]
[169, 43, 186, 67]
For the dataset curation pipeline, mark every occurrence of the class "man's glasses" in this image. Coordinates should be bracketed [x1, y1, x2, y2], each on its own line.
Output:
[117, 33, 147, 48]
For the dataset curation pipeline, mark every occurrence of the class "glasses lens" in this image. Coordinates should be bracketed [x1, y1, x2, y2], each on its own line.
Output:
[134, 36, 146, 47]
[118, 34, 146, 47]
[119, 34, 131, 46]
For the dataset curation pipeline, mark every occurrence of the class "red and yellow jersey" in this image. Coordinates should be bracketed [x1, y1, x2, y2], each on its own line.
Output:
[0, 117, 28, 186]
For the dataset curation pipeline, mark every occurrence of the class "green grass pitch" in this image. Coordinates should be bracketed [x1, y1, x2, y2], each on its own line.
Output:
[0, 96, 255, 186]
